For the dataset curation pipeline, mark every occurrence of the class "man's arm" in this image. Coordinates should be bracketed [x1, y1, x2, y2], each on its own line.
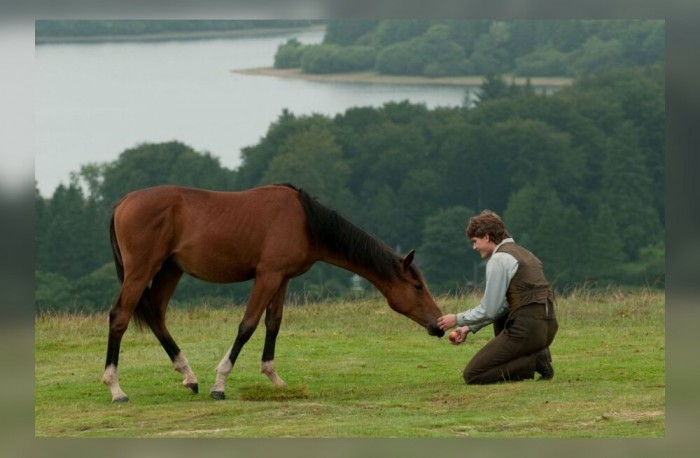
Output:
[455, 253, 516, 333]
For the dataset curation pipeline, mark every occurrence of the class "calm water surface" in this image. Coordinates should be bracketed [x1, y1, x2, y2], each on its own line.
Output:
[34, 29, 469, 196]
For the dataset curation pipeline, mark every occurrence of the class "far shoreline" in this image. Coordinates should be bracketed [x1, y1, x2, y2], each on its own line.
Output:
[35, 25, 326, 45]
[234, 67, 573, 88]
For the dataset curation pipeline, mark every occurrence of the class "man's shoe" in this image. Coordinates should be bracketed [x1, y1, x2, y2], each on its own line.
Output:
[535, 348, 554, 381]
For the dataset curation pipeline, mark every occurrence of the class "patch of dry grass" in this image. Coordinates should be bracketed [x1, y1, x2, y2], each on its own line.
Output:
[238, 384, 311, 401]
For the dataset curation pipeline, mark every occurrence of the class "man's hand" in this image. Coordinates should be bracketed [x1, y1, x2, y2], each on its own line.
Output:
[437, 314, 457, 331]
[450, 326, 470, 345]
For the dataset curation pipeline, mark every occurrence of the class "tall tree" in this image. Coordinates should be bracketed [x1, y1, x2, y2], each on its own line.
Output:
[469, 21, 513, 74]
[504, 178, 586, 285]
[259, 118, 352, 209]
[42, 182, 95, 280]
[417, 24, 470, 77]
[568, 36, 625, 75]
[99, 141, 234, 206]
[375, 40, 425, 75]
[584, 203, 625, 282]
[35, 184, 50, 271]
[237, 111, 325, 190]
[420, 206, 478, 294]
[372, 20, 431, 47]
[474, 74, 511, 104]
[396, 168, 448, 252]
[514, 43, 570, 76]
[599, 122, 662, 260]
[323, 20, 380, 45]
[490, 118, 584, 207]
[362, 185, 406, 251]
[274, 38, 304, 68]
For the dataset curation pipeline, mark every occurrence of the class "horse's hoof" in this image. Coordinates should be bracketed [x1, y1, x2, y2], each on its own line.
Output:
[210, 390, 225, 400]
[112, 395, 129, 403]
[186, 382, 199, 394]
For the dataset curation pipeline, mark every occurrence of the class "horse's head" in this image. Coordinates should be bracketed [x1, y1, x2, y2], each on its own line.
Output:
[385, 250, 444, 337]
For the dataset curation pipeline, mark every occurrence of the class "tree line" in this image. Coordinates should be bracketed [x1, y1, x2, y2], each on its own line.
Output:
[35, 65, 664, 312]
[274, 20, 663, 77]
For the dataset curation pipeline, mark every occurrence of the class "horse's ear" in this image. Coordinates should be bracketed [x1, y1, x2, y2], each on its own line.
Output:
[403, 249, 416, 271]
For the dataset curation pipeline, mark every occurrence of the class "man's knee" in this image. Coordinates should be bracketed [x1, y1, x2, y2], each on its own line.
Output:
[463, 365, 486, 385]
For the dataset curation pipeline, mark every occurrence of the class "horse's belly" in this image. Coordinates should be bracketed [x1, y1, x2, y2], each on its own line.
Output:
[172, 252, 256, 284]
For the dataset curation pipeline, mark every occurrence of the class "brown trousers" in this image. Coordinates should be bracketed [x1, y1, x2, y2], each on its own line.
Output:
[464, 301, 558, 384]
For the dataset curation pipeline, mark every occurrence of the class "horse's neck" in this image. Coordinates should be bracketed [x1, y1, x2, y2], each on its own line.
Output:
[319, 253, 393, 297]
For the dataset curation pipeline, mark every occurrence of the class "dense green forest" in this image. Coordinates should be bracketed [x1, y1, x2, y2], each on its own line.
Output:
[35, 60, 664, 311]
[274, 20, 663, 77]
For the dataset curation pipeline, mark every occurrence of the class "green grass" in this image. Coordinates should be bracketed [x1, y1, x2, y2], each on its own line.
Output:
[35, 289, 665, 438]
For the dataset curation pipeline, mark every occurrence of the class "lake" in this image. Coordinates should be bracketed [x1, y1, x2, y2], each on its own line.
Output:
[34, 29, 475, 197]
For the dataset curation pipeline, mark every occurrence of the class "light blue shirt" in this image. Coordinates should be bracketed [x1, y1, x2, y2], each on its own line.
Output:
[456, 238, 518, 333]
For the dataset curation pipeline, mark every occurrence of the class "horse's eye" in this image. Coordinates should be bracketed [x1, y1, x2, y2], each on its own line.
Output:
[415, 283, 423, 291]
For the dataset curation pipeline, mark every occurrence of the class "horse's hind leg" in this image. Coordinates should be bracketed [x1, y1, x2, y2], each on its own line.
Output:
[147, 260, 199, 394]
[261, 279, 289, 386]
[103, 277, 150, 403]
[210, 272, 285, 400]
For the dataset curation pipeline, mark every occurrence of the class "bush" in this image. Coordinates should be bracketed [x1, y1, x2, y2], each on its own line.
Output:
[514, 44, 570, 76]
[375, 26, 469, 77]
[73, 263, 121, 312]
[274, 38, 304, 69]
[300, 44, 375, 74]
[619, 241, 665, 287]
[375, 40, 424, 75]
[343, 45, 377, 71]
[36, 271, 76, 311]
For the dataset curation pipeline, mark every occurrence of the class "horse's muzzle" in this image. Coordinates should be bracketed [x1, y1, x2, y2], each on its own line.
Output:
[428, 324, 445, 338]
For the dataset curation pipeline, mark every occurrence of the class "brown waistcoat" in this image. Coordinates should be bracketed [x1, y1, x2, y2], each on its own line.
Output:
[496, 242, 552, 313]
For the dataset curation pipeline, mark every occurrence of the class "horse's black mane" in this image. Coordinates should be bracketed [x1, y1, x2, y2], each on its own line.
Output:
[279, 184, 401, 280]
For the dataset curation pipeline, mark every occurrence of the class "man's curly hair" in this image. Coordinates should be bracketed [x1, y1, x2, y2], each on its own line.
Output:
[465, 210, 511, 244]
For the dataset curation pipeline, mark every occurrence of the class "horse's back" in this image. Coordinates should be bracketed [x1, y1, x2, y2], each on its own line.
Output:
[115, 184, 300, 225]
[113, 185, 311, 283]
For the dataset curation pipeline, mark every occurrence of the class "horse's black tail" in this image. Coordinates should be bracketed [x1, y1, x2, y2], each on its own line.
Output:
[132, 289, 160, 331]
[109, 211, 124, 284]
[110, 208, 160, 331]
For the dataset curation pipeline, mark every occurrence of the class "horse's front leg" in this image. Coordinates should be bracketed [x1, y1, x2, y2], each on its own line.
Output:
[210, 273, 284, 400]
[261, 279, 289, 386]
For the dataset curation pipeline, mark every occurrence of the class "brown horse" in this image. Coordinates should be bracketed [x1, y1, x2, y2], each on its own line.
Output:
[103, 183, 444, 402]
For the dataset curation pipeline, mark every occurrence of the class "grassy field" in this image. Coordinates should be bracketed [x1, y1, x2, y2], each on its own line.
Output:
[35, 289, 665, 438]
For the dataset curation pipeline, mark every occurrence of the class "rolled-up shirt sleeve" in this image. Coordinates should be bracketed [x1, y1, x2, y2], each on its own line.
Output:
[456, 252, 517, 333]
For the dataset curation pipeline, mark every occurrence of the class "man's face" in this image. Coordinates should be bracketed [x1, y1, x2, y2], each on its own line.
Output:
[470, 235, 495, 259]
